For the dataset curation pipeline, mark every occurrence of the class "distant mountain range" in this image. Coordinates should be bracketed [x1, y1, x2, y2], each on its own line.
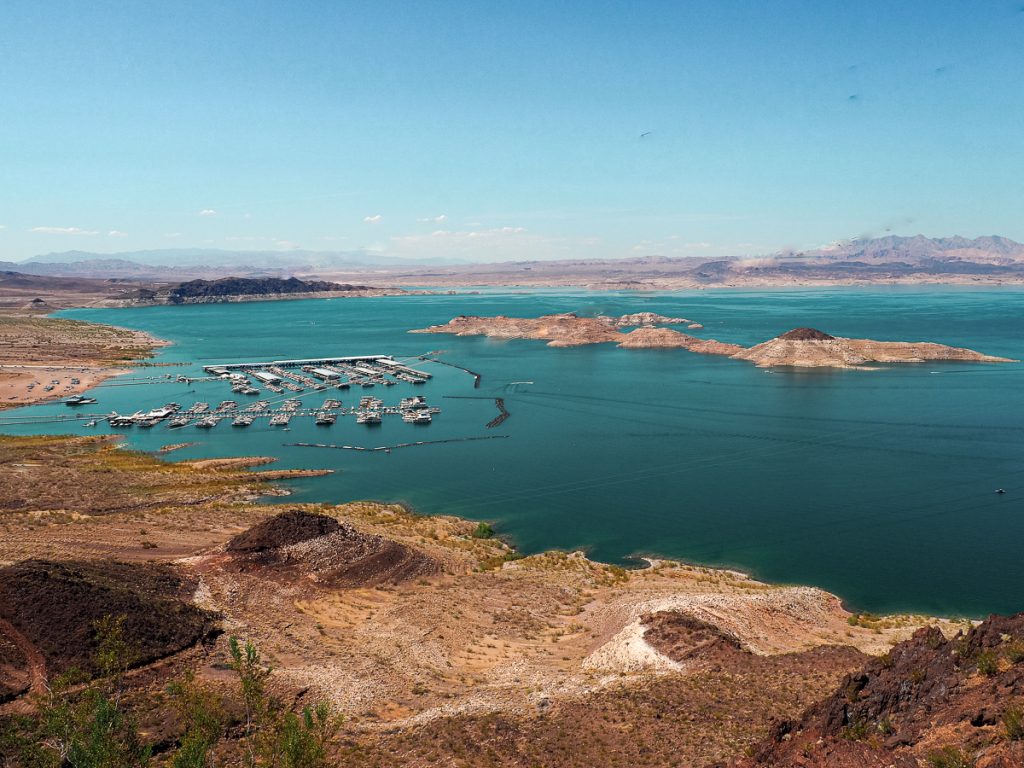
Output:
[786, 234, 1024, 264]
[0, 248, 469, 279]
[2, 235, 1024, 285]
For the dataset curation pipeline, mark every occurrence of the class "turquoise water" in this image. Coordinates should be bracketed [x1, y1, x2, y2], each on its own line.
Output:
[6, 288, 1024, 617]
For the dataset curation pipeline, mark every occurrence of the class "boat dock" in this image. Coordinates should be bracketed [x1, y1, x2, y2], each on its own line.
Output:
[200, 355, 433, 395]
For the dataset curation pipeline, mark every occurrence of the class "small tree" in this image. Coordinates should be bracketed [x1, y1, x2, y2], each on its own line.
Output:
[228, 637, 273, 768]
[271, 701, 341, 768]
[39, 615, 151, 768]
[167, 671, 225, 768]
[226, 637, 342, 768]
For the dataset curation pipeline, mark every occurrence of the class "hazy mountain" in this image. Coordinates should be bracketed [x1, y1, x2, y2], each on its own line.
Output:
[23, 249, 470, 270]
[7, 235, 1024, 283]
[785, 234, 1024, 264]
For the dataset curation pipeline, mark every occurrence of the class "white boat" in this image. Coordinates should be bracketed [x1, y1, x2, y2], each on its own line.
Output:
[64, 395, 97, 406]
[356, 410, 382, 425]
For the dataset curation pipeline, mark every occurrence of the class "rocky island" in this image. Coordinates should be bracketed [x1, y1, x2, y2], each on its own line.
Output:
[733, 327, 1016, 369]
[412, 314, 1015, 370]
[411, 312, 744, 355]
[111, 275, 411, 306]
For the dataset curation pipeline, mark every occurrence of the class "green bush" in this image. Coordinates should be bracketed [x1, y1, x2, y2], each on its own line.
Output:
[976, 651, 999, 677]
[926, 746, 974, 768]
[1005, 702, 1024, 741]
[471, 522, 495, 539]
[1004, 640, 1024, 664]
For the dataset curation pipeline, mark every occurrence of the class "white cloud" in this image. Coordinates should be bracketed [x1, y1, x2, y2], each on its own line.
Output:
[164, 232, 182, 238]
[198, 209, 217, 216]
[276, 240, 299, 249]
[416, 214, 447, 223]
[0, 225, 6, 230]
[363, 214, 383, 224]
[108, 230, 128, 237]
[29, 226, 99, 235]
[390, 225, 575, 261]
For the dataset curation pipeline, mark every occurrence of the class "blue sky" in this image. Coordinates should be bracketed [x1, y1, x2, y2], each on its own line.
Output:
[2, 1, 1023, 262]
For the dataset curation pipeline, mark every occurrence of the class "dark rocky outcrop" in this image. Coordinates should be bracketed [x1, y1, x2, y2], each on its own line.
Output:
[777, 327, 836, 341]
[0, 560, 219, 698]
[225, 510, 439, 587]
[226, 509, 341, 553]
[643, 611, 747, 664]
[719, 613, 1024, 768]
[166, 276, 364, 301]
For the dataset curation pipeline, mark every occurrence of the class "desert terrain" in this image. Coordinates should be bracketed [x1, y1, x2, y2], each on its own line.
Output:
[6, 432, 1021, 767]
[0, 314, 167, 410]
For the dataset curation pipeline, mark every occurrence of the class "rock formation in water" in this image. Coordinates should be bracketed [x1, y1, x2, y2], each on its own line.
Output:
[411, 312, 742, 355]
[412, 315, 1011, 368]
[602, 312, 692, 327]
[732, 327, 1014, 368]
[617, 327, 745, 355]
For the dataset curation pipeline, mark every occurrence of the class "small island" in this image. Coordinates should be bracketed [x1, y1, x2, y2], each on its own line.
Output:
[110, 276, 412, 306]
[733, 326, 1016, 369]
[411, 312, 744, 356]
[412, 314, 1015, 369]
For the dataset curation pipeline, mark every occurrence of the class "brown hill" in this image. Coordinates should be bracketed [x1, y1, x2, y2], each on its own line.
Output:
[720, 613, 1024, 768]
[224, 509, 439, 587]
[226, 508, 341, 553]
[0, 559, 218, 701]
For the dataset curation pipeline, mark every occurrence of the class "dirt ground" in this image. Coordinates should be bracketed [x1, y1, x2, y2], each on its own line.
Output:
[0, 314, 167, 409]
[0, 433, 973, 767]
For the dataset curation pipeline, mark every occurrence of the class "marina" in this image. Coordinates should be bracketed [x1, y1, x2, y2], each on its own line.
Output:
[96, 395, 443, 431]
[201, 355, 433, 394]
[0, 352, 454, 433]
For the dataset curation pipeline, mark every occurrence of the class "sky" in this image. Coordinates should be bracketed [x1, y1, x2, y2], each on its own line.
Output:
[2, 1, 1023, 263]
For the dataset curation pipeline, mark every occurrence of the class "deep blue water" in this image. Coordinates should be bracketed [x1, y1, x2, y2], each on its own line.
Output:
[5, 287, 1023, 617]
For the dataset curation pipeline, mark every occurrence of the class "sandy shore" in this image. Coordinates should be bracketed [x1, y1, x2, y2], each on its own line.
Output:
[0, 314, 169, 409]
[0, 363, 134, 409]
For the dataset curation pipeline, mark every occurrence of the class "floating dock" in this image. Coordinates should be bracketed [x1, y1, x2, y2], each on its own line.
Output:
[204, 355, 392, 375]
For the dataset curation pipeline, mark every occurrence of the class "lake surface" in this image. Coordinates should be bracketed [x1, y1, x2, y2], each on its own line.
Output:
[7, 288, 1024, 617]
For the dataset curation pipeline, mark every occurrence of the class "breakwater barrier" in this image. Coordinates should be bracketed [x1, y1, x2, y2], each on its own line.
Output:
[442, 395, 511, 428]
[285, 434, 510, 453]
[486, 398, 510, 429]
[421, 356, 481, 387]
